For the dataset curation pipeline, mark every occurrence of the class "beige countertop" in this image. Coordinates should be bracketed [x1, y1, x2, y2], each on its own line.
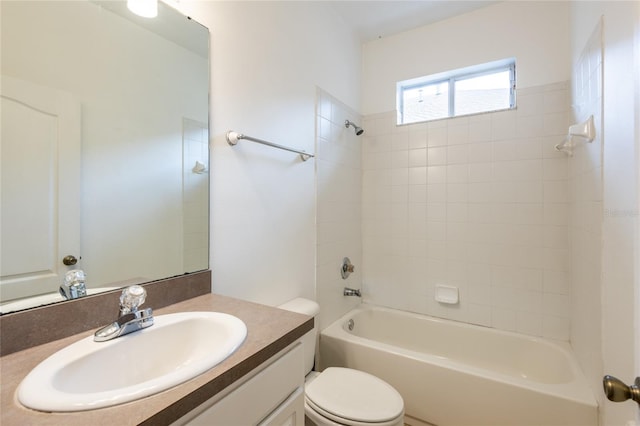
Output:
[0, 293, 313, 425]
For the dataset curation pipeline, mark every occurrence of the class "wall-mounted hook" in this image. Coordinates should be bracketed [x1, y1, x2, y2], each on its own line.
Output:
[568, 115, 596, 142]
[192, 161, 207, 174]
[555, 115, 595, 156]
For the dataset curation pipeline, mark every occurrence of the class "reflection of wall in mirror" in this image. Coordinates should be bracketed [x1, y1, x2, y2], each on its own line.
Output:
[0, 1, 209, 294]
[183, 118, 209, 273]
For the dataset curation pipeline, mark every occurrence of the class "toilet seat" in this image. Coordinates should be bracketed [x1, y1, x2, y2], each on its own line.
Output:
[305, 397, 403, 426]
[305, 367, 404, 426]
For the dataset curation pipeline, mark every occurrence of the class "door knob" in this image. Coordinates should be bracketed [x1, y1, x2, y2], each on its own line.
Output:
[603, 375, 640, 406]
[62, 255, 78, 266]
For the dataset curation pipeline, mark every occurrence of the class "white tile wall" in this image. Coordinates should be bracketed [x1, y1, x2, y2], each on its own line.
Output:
[568, 20, 603, 383]
[362, 82, 571, 340]
[315, 89, 362, 330]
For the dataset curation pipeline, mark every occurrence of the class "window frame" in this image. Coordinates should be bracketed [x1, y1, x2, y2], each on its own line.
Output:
[397, 59, 516, 125]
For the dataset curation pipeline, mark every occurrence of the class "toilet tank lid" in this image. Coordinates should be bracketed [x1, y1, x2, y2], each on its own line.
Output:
[278, 298, 320, 316]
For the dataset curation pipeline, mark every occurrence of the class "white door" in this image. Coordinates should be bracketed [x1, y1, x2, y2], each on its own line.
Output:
[635, 6, 640, 417]
[0, 75, 81, 301]
[635, 8, 640, 420]
[601, 4, 640, 422]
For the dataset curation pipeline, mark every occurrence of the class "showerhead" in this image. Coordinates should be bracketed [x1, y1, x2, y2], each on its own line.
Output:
[345, 120, 364, 136]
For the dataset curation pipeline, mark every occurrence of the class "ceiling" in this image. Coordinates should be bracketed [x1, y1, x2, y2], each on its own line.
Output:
[328, 1, 498, 42]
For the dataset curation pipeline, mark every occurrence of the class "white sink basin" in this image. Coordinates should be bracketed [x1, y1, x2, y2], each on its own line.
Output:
[18, 311, 247, 412]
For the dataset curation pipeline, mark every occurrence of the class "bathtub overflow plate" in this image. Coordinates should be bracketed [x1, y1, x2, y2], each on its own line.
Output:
[347, 319, 354, 331]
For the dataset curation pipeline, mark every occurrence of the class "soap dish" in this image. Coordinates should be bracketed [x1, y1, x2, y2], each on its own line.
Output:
[435, 285, 459, 305]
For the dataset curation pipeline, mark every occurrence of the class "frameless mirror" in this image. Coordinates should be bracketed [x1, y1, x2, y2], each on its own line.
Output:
[0, 0, 209, 314]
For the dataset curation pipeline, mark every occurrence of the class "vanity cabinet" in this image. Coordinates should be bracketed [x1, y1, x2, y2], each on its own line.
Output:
[174, 342, 305, 426]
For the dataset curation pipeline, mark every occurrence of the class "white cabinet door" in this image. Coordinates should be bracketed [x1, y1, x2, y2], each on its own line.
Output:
[1, 76, 81, 300]
[179, 343, 304, 426]
[258, 387, 304, 426]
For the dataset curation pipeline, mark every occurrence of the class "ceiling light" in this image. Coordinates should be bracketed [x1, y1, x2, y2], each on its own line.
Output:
[127, 0, 158, 18]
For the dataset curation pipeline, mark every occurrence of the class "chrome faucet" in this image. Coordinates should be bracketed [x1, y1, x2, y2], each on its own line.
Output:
[94, 285, 154, 342]
[343, 287, 361, 297]
[59, 269, 87, 300]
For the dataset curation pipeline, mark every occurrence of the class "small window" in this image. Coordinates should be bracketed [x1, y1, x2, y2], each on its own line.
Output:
[397, 59, 516, 125]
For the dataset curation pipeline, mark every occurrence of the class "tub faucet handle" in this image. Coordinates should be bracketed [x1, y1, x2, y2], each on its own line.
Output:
[341, 257, 355, 279]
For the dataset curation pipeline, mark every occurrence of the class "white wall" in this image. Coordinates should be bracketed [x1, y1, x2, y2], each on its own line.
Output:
[362, 1, 571, 115]
[570, 2, 640, 425]
[178, 1, 362, 306]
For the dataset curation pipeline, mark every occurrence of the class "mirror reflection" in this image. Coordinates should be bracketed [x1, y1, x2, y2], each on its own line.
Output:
[0, 0, 209, 313]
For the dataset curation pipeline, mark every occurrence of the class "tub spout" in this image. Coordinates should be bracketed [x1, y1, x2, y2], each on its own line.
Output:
[343, 287, 361, 297]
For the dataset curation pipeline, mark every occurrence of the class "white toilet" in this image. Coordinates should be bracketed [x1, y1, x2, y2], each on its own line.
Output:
[279, 298, 404, 426]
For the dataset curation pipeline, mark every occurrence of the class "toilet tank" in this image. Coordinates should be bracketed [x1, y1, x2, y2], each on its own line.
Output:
[278, 298, 319, 375]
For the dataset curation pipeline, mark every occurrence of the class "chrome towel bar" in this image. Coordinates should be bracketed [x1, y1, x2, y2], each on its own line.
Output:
[226, 130, 314, 161]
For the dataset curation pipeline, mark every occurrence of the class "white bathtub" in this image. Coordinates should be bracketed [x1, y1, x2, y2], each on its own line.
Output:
[319, 305, 597, 426]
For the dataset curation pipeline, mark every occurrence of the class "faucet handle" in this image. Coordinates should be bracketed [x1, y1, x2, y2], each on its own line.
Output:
[59, 269, 87, 300]
[341, 257, 355, 279]
[64, 269, 86, 287]
[119, 285, 146, 314]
